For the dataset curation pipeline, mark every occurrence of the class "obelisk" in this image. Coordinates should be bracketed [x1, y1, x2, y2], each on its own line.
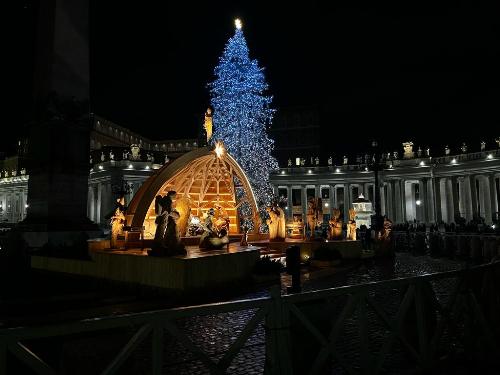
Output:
[20, 0, 100, 250]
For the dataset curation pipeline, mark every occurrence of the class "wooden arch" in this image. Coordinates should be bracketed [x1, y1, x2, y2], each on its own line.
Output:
[125, 146, 258, 238]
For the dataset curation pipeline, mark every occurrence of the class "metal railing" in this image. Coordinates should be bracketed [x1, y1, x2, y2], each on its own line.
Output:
[393, 231, 500, 259]
[1, 261, 500, 374]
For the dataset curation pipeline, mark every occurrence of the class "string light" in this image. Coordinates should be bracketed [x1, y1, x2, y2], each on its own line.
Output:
[209, 19, 278, 208]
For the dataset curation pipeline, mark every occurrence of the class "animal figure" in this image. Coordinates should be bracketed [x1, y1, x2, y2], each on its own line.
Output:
[199, 205, 230, 249]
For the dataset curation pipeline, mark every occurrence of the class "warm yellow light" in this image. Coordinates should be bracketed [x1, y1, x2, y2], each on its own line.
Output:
[235, 18, 242, 29]
[215, 142, 225, 158]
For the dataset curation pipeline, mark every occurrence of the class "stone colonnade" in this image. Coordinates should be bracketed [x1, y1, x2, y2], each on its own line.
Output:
[274, 172, 500, 225]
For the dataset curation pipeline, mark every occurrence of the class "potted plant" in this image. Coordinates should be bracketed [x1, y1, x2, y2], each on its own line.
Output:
[310, 246, 342, 268]
[252, 255, 284, 283]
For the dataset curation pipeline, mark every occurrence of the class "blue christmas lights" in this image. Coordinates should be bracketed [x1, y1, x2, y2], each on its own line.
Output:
[209, 24, 278, 208]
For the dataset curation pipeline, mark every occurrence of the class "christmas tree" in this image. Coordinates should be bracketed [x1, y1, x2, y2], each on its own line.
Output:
[209, 19, 278, 209]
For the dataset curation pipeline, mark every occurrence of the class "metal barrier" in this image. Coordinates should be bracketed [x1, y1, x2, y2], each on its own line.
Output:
[1, 261, 500, 374]
[393, 231, 500, 259]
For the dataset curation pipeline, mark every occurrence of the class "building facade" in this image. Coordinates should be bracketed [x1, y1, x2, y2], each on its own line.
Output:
[270, 148, 500, 226]
[0, 116, 199, 226]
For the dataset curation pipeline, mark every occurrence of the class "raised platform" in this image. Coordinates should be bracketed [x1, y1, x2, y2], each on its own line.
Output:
[251, 238, 363, 261]
[118, 233, 270, 249]
[31, 244, 261, 292]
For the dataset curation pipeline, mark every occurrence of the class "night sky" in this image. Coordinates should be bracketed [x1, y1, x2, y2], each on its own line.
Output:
[5, 1, 500, 156]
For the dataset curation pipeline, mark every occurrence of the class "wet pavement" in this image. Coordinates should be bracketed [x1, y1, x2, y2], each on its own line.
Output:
[116, 253, 465, 374]
[3, 252, 478, 374]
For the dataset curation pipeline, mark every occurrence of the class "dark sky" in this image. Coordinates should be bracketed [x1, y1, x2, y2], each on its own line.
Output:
[5, 1, 500, 155]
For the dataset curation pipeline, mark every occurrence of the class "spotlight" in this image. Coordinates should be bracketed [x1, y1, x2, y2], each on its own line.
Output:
[487, 154, 493, 160]
[335, 168, 340, 173]
[215, 142, 225, 158]
[416, 200, 421, 206]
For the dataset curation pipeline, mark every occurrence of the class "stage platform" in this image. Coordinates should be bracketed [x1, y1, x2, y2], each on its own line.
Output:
[250, 238, 363, 261]
[31, 244, 261, 292]
[109, 233, 270, 250]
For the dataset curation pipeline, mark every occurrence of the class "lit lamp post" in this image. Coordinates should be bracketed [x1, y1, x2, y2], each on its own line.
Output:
[369, 140, 384, 232]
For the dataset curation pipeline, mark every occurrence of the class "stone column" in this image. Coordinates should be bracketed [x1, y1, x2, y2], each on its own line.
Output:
[489, 174, 498, 219]
[400, 179, 407, 222]
[450, 176, 460, 222]
[443, 178, 453, 223]
[286, 186, 293, 219]
[19, 193, 24, 222]
[301, 185, 307, 220]
[405, 182, 416, 222]
[459, 177, 468, 220]
[389, 181, 396, 221]
[96, 183, 102, 225]
[425, 178, 435, 223]
[315, 185, 321, 199]
[468, 175, 478, 220]
[380, 183, 386, 217]
[394, 180, 401, 222]
[431, 176, 442, 223]
[419, 179, 428, 223]
[329, 185, 335, 215]
[362, 183, 369, 197]
[385, 181, 392, 220]
[19, 0, 101, 248]
[478, 175, 492, 224]
[344, 183, 350, 222]
[462, 176, 473, 221]
[88, 185, 95, 222]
